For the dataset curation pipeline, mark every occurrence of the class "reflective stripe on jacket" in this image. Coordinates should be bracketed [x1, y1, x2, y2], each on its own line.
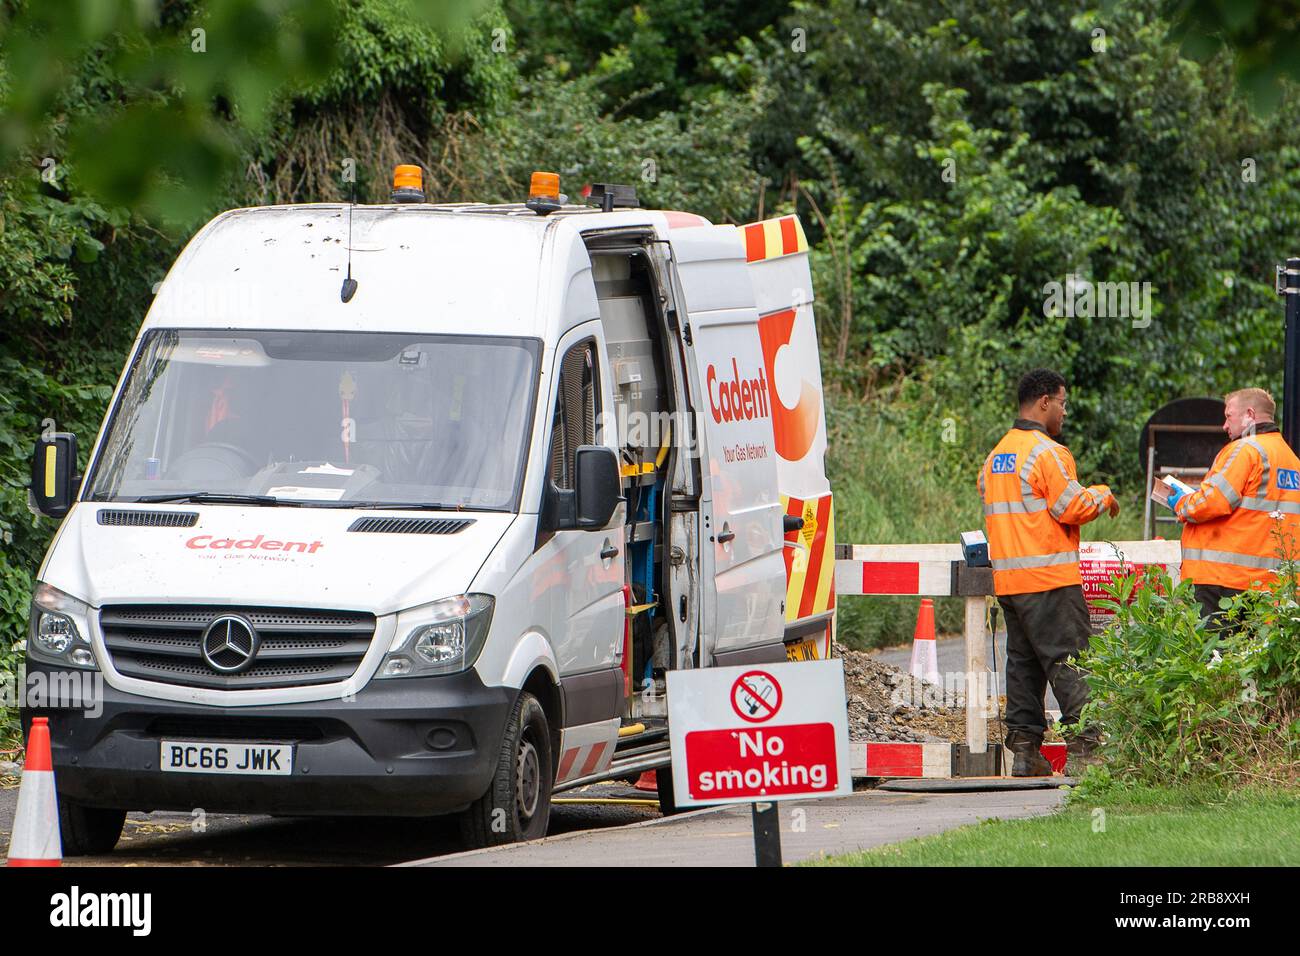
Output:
[1176, 427, 1300, 589]
[979, 422, 1113, 595]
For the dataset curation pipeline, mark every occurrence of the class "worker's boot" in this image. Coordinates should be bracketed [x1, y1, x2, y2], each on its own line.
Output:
[1064, 734, 1103, 777]
[1004, 730, 1053, 777]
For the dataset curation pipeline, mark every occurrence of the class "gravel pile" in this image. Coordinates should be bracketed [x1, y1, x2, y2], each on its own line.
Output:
[836, 644, 1003, 744]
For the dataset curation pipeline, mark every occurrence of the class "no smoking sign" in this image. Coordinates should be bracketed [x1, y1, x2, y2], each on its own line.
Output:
[668, 660, 851, 807]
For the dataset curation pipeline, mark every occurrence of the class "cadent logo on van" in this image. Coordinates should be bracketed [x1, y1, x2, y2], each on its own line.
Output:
[185, 534, 324, 553]
[707, 358, 770, 424]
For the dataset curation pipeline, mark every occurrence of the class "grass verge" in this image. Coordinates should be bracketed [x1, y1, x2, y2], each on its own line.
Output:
[807, 783, 1300, 866]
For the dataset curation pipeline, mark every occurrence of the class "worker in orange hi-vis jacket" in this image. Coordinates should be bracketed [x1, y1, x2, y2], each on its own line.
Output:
[1172, 388, 1300, 624]
[979, 369, 1121, 777]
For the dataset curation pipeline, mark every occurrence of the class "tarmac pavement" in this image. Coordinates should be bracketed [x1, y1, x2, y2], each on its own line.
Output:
[404, 786, 1068, 867]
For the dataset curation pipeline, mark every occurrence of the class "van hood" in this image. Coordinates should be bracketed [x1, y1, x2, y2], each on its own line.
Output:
[41, 504, 517, 615]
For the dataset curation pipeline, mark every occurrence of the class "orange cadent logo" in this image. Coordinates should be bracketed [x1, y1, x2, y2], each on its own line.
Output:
[707, 358, 771, 424]
[758, 308, 820, 461]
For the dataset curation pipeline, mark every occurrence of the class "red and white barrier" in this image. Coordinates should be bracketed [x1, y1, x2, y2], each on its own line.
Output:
[854, 742, 952, 778]
[834, 544, 961, 596]
[849, 740, 1068, 778]
[835, 540, 1181, 777]
[834, 540, 1180, 599]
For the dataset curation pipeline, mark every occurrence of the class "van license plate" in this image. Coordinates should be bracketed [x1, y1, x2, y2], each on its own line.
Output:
[160, 740, 293, 776]
[786, 638, 820, 662]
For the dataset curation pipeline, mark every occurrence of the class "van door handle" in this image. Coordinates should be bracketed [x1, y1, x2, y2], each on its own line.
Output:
[717, 529, 735, 544]
[600, 542, 619, 560]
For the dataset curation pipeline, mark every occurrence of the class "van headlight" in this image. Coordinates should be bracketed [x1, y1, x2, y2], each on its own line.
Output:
[28, 583, 99, 671]
[378, 594, 494, 678]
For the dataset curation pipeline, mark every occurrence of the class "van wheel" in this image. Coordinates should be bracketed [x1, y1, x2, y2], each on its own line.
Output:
[459, 692, 553, 848]
[58, 799, 126, 856]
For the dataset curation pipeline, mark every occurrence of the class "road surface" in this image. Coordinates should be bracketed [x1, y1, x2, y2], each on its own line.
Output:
[0, 776, 658, 866]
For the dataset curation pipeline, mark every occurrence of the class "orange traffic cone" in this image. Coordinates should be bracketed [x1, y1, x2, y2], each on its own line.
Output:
[634, 771, 658, 792]
[6, 717, 61, 867]
[909, 599, 941, 686]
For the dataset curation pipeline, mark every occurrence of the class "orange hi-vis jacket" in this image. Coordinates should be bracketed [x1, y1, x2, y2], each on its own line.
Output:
[979, 420, 1115, 596]
[1175, 425, 1300, 590]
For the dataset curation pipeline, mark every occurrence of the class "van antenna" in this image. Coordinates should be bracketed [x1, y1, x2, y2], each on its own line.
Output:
[340, 178, 358, 303]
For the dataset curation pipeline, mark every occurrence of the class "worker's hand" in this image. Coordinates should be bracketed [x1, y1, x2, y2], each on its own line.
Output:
[1107, 495, 1120, 518]
[1167, 490, 1185, 513]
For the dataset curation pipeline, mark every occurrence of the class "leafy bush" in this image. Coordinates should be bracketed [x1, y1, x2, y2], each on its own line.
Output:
[1080, 543, 1300, 790]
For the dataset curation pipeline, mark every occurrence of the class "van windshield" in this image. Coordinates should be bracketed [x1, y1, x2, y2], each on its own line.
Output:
[87, 330, 541, 511]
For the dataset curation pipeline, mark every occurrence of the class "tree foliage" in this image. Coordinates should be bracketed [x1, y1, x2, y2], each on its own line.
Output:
[742, 0, 1300, 486]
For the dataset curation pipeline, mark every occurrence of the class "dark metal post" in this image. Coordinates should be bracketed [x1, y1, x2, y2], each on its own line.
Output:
[1280, 258, 1300, 450]
[751, 801, 782, 867]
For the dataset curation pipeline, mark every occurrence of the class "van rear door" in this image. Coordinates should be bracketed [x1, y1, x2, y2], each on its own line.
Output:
[666, 225, 786, 664]
[741, 215, 835, 660]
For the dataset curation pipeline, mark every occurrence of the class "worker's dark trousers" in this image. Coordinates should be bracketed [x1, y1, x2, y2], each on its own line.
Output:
[1194, 584, 1245, 630]
[997, 584, 1094, 743]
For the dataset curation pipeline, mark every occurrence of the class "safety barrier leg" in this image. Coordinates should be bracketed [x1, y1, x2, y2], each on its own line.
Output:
[963, 595, 987, 754]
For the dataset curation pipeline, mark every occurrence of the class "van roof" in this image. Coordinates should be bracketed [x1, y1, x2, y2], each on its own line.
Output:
[143, 203, 713, 340]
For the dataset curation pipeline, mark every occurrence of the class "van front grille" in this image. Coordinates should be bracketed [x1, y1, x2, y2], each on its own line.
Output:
[99, 604, 375, 690]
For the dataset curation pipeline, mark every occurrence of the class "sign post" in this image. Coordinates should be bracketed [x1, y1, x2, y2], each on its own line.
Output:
[751, 802, 782, 867]
[667, 660, 851, 867]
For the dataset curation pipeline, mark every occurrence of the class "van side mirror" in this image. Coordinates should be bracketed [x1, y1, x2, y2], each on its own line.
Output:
[31, 432, 80, 519]
[574, 445, 621, 529]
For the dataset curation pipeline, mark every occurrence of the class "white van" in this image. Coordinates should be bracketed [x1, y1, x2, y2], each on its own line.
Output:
[23, 168, 835, 853]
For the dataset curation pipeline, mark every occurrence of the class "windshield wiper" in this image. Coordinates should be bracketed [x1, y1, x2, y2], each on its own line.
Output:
[135, 492, 296, 507]
[344, 501, 466, 511]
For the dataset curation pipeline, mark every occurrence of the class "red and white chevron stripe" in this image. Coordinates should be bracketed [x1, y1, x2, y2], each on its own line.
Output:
[555, 719, 619, 785]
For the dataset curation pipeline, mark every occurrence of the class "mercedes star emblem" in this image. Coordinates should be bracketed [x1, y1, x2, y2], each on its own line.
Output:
[200, 615, 259, 673]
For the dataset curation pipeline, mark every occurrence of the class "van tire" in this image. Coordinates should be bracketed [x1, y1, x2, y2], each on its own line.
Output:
[58, 799, 126, 856]
[459, 691, 552, 848]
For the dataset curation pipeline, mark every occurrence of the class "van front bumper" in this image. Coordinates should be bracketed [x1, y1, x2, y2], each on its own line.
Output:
[19, 662, 515, 817]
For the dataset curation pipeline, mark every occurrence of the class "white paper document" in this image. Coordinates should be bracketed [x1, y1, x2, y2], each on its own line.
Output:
[1151, 475, 1195, 509]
